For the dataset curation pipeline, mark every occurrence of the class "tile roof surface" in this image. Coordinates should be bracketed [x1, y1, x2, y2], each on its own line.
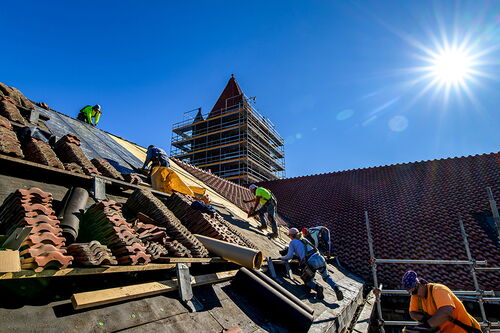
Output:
[254, 152, 500, 290]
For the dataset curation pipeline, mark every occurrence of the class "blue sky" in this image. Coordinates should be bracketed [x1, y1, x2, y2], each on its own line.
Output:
[1, 1, 499, 177]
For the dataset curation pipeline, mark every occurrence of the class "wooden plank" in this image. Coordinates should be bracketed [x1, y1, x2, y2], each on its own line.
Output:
[157, 257, 227, 264]
[71, 269, 238, 310]
[352, 291, 376, 333]
[0, 263, 176, 280]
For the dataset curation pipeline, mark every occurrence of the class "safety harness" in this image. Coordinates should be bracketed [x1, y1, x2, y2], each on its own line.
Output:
[417, 284, 481, 333]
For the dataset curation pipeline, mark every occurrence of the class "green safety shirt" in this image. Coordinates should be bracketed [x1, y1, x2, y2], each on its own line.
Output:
[255, 187, 272, 205]
[80, 105, 101, 125]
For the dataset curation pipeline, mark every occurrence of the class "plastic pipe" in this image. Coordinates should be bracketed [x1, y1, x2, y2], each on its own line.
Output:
[195, 234, 263, 269]
[59, 187, 89, 244]
[232, 267, 313, 333]
[249, 268, 314, 315]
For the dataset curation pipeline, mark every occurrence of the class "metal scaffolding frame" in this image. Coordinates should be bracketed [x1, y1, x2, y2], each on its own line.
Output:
[170, 96, 285, 184]
[364, 188, 500, 332]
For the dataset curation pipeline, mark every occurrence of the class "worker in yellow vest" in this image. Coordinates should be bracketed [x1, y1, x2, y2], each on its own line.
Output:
[245, 185, 278, 238]
[77, 104, 102, 126]
[402, 270, 481, 333]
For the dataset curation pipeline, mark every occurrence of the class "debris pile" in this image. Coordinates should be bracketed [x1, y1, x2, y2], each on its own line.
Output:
[91, 158, 125, 180]
[81, 201, 151, 265]
[167, 193, 253, 248]
[0, 187, 73, 272]
[67, 241, 118, 266]
[21, 138, 64, 169]
[126, 189, 209, 258]
[0, 115, 24, 158]
[54, 134, 101, 175]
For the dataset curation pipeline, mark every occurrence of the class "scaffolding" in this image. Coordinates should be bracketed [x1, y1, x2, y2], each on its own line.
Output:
[171, 96, 285, 184]
[365, 202, 500, 332]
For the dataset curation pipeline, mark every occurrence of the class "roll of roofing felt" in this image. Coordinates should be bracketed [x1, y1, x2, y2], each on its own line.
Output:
[194, 234, 263, 269]
[249, 268, 314, 315]
[232, 267, 314, 333]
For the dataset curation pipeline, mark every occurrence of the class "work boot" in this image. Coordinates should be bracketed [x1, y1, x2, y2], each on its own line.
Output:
[333, 285, 344, 300]
[268, 232, 278, 239]
[315, 285, 324, 300]
[257, 225, 267, 231]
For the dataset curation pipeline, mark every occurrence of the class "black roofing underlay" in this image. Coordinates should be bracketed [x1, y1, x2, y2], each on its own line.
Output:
[37, 106, 143, 174]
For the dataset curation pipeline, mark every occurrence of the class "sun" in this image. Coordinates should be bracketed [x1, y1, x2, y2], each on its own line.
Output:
[429, 47, 473, 85]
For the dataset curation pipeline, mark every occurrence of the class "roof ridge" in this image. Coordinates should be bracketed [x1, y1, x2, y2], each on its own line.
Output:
[260, 151, 500, 183]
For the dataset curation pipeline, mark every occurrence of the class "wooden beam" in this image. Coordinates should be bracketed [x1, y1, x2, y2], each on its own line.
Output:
[71, 269, 238, 310]
[0, 155, 170, 197]
[0, 263, 176, 280]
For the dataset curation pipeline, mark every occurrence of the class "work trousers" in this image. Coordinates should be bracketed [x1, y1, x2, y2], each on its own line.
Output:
[258, 202, 278, 233]
[305, 253, 337, 290]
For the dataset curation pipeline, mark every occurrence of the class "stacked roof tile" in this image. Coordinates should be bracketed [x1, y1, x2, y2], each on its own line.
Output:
[80, 201, 151, 265]
[0, 115, 24, 158]
[255, 152, 500, 290]
[91, 158, 125, 180]
[167, 192, 257, 249]
[126, 189, 209, 258]
[54, 134, 101, 175]
[0, 188, 73, 272]
[21, 138, 64, 169]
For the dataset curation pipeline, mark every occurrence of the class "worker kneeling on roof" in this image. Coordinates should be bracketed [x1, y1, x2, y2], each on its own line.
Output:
[78, 104, 102, 127]
[402, 270, 481, 333]
[142, 145, 170, 171]
[279, 227, 343, 301]
[302, 226, 332, 259]
[244, 184, 278, 238]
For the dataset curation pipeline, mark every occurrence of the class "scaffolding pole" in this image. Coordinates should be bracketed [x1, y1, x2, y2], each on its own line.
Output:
[364, 210, 498, 332]
[365, 211, 385, 333]
[459, 217, 489, 327]
[486, 187, 500, 244]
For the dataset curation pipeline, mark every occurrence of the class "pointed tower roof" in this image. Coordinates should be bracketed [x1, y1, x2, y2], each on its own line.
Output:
[208, 74, 245, 118]
[193, 108, 204, 123]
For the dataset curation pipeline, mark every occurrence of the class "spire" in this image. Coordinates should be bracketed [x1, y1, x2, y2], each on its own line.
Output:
[208, 75, 245, 118]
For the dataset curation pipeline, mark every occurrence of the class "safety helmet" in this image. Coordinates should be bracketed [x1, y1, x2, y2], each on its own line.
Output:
[288, 227, 299, 236]
[94, 104, 101, 112]
[248, 184, 258, 191]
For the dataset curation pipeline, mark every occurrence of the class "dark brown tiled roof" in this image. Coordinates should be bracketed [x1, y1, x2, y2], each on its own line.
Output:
[172, 157, 288, 227]
[257, 152, 500, 290]
[208, 75, 244, 118]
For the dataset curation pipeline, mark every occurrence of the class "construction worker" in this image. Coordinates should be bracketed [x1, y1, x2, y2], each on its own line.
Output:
[142, 145, 170, 170]
[402, 270, 481, 333]
[77, 104, 102, 126]
[244, 184, 278, 238]
[279, 228, 344, 301]
[302, 226, 332, 258]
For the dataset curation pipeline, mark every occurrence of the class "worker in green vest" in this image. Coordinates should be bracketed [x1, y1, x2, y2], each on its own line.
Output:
[77, 104, 102, 126]
[245, 185, 279, 238]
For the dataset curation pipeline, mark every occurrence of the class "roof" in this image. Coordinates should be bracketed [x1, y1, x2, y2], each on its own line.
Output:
[256, 152, 500, 290]
[208, 75, 245, 118]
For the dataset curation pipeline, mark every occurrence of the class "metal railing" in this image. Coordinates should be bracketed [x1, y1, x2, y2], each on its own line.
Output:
[365, 207, 500, 332]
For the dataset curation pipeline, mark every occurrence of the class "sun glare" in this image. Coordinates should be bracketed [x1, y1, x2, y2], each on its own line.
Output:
[430, 48, 473, 85]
